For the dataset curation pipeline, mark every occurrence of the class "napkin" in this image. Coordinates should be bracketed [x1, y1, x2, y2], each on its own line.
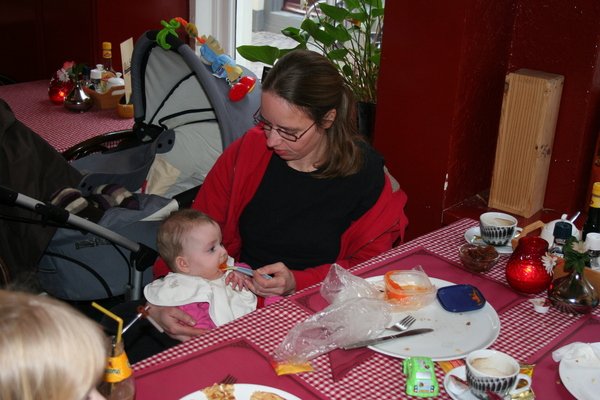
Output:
[328, 347, 375, 381]
[552, 342, 600, 366]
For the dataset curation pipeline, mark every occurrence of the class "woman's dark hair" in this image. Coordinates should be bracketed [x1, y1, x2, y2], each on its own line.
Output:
[261, 49, 365, 178]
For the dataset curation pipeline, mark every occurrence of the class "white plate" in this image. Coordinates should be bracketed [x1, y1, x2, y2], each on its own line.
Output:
[559, 349, 600, 400]
[444, 366, 478, 400]
[179, 384, 301, 400]
[366, 277, 500, 361]
[464, 227, 515, 254]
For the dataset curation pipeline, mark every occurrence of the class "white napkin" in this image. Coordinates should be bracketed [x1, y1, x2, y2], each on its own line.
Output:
[552, 342, 600, 367]
[553, 342, 600, 400]
[144, 271, 257, 326]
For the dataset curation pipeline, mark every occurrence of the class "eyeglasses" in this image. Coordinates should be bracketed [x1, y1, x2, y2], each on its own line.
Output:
[253, 109, 317, 142]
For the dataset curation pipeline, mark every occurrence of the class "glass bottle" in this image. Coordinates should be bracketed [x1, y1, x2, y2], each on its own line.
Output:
[98, 338, 135, 400]
[101, 41, 117, 92]
[505, 236, 552, 294]
[582, 182, 600, 240]
[549, 221, 573, 257]
[102, 41, 117, 75]
[585, 232, 600, 270]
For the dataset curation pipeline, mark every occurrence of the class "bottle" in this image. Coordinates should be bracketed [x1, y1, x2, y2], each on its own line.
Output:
[549, 221, 573, 257]
[582, 182, 600, 240]
[585, 232, 600, 270]
[90, 64, 105, 93]
[98, 338, 135, 400]
[102, 41, 117, 75]
[101, 42, 117, 92]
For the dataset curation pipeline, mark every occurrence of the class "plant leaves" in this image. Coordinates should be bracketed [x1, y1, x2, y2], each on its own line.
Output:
[236, 45, 281, 65]
[320, 4, 350, 22]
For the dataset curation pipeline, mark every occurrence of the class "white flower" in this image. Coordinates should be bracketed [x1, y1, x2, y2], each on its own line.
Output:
[571, 240, 588, 254]
[57, 68, 71, 83]
[542, 252, 557, 276]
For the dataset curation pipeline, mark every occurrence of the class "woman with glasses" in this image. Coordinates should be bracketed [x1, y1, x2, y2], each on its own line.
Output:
[146, 49, 408, 344]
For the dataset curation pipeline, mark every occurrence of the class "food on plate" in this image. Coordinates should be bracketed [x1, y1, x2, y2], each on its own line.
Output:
[250, 391, 285, 400]
[202, 383, 235, 400]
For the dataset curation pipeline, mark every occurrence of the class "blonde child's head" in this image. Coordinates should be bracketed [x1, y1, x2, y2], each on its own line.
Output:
[0, 290, 107, 400]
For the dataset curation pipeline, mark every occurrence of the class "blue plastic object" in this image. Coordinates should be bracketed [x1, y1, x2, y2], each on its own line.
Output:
[436, 284, 486, 312]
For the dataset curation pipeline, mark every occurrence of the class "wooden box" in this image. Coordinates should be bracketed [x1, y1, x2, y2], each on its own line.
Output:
[489, 69, 564, 217]
[83, 86, 125, 110]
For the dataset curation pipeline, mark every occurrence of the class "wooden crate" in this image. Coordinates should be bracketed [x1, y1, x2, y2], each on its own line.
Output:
[489, 69, 564, 217]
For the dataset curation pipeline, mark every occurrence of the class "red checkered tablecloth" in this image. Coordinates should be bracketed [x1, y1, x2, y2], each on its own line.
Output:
[133, 219, 599, 399]
[0, 80, 133, 153]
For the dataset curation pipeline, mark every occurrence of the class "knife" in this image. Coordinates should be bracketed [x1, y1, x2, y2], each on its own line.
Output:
[341, 328, 434, 350]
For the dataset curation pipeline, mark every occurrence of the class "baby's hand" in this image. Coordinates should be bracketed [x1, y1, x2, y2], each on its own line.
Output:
[226, 270, 251, 291]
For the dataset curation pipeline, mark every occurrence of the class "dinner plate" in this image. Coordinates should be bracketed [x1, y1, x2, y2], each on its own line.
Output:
[366, 277, 500, 361]
[444, 366, 478, 400]
[559, 347, 600, 400]
[179, 383, 301, 400]
[464, 227, 515, 254]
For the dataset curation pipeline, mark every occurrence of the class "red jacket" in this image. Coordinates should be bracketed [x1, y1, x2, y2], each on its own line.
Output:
[155, 127, 409, 291]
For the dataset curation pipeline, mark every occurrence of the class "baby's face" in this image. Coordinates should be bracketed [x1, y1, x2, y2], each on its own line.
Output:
[177, 222, 228, 280]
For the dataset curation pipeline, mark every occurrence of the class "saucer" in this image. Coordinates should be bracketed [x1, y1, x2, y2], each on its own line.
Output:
[464, 227, 515, 254]
[444, 366, 478, 400]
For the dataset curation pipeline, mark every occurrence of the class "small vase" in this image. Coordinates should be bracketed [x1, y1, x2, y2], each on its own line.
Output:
[64, 79, 93, 112]
[506, 236, 552, 294]
[548, 268, 599, 314]
[48, 77, 73, 105]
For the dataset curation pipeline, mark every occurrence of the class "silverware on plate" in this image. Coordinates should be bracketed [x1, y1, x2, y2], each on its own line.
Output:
[341, 328, 434, 350]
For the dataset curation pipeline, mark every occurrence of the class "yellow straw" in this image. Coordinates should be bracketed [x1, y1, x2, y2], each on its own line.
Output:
[92, 302, 123, 344]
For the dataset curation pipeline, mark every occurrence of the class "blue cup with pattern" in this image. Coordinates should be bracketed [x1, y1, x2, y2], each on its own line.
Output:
[479, 212, 518, 246]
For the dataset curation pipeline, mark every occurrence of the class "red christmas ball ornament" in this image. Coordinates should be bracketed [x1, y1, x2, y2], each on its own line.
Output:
[506, 236, 552, 294]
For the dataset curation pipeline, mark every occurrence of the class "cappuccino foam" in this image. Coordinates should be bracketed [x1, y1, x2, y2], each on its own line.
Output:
[471, 357, 516, 377]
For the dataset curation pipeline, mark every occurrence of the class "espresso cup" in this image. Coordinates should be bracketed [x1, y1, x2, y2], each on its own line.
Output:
[465, 349, 532, 399]
[479, 212, 518, 246]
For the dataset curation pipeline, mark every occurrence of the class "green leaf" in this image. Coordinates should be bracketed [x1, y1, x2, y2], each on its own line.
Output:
[320, 4, 350, 22]
[236, 45, 281, 65]
[301, 19, 336, 47]
[323, 22, 353, 43]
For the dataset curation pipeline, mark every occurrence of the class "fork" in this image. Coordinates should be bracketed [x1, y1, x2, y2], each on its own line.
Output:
[219, 374, 238, 385]
[390, 315, 416, 331]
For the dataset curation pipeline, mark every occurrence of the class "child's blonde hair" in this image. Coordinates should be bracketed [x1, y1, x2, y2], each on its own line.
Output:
[157, 209, 218, 271]
[0, 290, 107, 400]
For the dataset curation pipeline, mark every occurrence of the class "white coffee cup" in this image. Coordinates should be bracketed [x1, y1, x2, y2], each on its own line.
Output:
[479, 212, 518, 246]
[466, 349, 532, 399]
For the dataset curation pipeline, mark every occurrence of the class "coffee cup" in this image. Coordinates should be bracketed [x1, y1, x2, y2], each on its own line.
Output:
[479, 212, 518, 246]
[465, 349, 531, 399]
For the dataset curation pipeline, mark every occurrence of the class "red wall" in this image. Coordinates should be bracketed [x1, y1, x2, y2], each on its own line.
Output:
[375, 0, 600, 240]
[0, 0, 189, 82]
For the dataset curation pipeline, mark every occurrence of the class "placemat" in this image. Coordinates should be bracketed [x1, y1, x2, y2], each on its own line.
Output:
[135, 337, 327, 399]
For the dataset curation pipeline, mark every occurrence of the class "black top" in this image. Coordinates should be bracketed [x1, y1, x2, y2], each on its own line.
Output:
[239, 144, 385, 269]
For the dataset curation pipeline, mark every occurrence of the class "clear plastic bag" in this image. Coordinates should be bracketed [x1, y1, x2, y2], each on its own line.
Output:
[320, 263, 382, 304]
[273, 264, 392, 370]
[273, 297, 392, 365]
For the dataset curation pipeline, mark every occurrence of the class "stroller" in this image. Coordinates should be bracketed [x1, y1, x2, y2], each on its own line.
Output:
[0, 29, 261, 301]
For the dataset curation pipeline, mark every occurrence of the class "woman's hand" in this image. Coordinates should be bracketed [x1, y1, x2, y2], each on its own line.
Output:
[147, 304, 207, 341]
[247, 262, 296, 296]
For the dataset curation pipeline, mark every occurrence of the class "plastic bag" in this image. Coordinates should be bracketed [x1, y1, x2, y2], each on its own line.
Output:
[272, 264, 392, 374]
[273, 297, 392, 366]
[320, 263, 382, 304]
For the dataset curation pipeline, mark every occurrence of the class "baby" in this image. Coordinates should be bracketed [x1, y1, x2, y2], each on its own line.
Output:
[144, 209, 257, 329]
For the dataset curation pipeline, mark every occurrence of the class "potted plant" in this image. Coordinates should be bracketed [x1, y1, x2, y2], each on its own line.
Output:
[237, 0, 384, 106]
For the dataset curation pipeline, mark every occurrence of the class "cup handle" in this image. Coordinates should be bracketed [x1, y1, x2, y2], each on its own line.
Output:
[509, 373, 532, 395]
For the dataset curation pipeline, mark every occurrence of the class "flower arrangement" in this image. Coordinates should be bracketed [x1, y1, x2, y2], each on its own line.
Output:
[237, 0, 384, 104]
[542, 236, 589, 275]
[562, 236, 590, 274]
[54, 61, 86, 82]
